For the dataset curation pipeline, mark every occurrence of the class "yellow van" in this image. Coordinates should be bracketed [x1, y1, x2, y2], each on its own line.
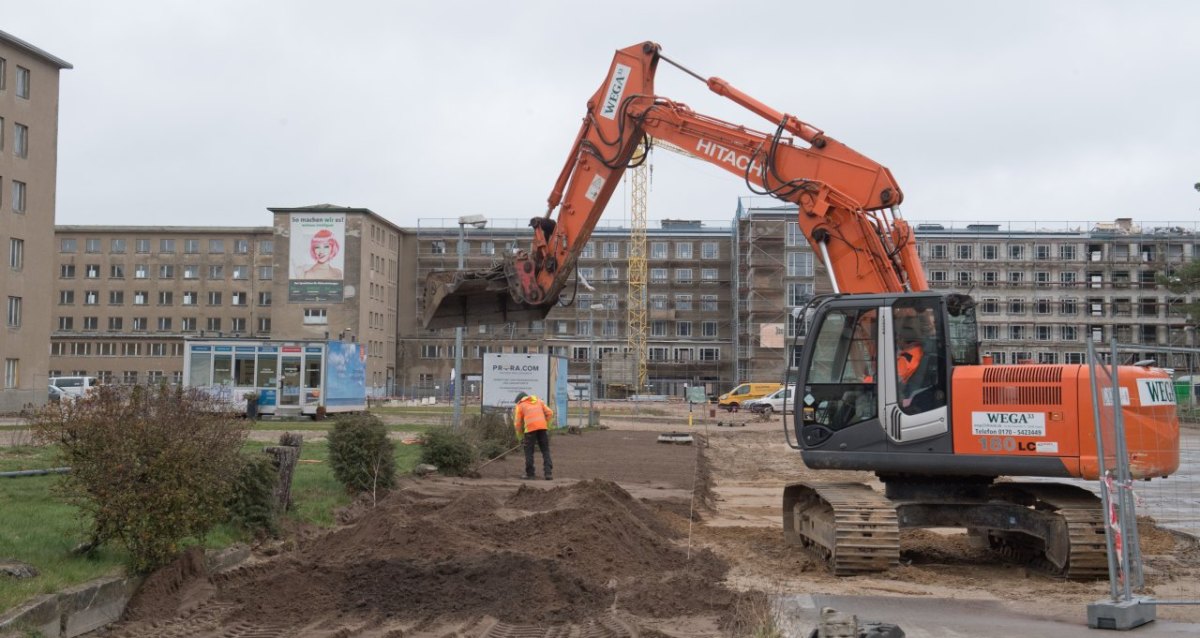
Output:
[718, 382, 782, 412]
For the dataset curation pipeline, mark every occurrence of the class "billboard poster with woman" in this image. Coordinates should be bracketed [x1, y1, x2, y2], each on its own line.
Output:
[289, 214, 346, 301]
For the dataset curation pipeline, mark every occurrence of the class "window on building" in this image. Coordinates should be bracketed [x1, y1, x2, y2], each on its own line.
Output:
[786, 251, 814, 277]
[701, 295, 718, 312]
[1036, 325, 1052, 341]
[786, 222, 802, 246]
[258, 266, 273, 280]
[1009, 325, 1026, 340]
[184, 239, 201, 254]
[182, 291, 197, 306]
[206, 291, 221, 306]
[135, 238, 151, 253]
[158, 291, 172, 305]
[258, 291, 272, 306]
[84, 238, 101, 253]
[956, 244, 973, 260]
[1035, 245, 1051, 260]
[1009, 245, 1025, 260]
[675, 242, 692, 259]
[85, 264, 99, 279]
[159, 264, 175, 279]
[1008, 298, 1025, 315]
[603, 242, 620, 258]
[59, 290, 74, 304]
[576, 320, 592, 336]
[982, 245, 998, 260]
[231, 292, 247, 306]
[208, 265, 224, 279]
[1059, 245, 1076, 261]
[1035, 271, 1050, 287]
[1060, 271, 1077, 286]
[205, 317, 221, 331]
[109, 290, 124, 305]
[13, 123, 28, 158]
[1008, 271, 1024, 284]
[180, 264, 198, 279]
[303, 308, 327, 324]
[1061, 325, 1077, 341]
[930, 244, 947, 259]
[701, 242, 719, 260]
[702, 321, 718, 337]
[701, 268, 719, 281]
[157, 317, 172, 331]
[132, 317, 148, 331]
[601, 267, 619, 281]
[479, 240, 494, 255]
[258, 317, 271, 333]
[421, 344, 440, 358]
[982, 325, 1000, 340]
[57, 316, 73, 330]
[980, 298, 1000, 314]
[957, 271, 972, 285]
[1060, 298, 1077, 315]
[675, 294, 692, 311]
[4, 359, 18, 388]
[233, 239, 249, 254]
[232, 265, 248, 280]
[8, 238, 22, 270]
[15, 66, 30, 99]
[181, 317, 196, 332]
[651, 320, 667, 337]
[108, 317, 123, 331]
[699, 347, 720, 361]
[677, 321, 692, 337]
[430, 240, 446, 254]
[133, 291, 148, 305]
[1036, 299, 1052, 315]
[159, 238, 175, 253]
[208, 239, 225, 254]
[231, 317, 246, 333]
[651, 242, 668, 259]
[650, 268, 667, 283]
[259, 239, 274, 254]
[60, 264, 75, 279]
[675, 268, 693, 283]
[787, 282, 814, 306]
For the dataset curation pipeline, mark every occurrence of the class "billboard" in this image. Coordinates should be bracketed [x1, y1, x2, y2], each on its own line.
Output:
[289, 213, 345, 302]
[482, 354, 550, 409]
[325, 341, 367, 408]
[760, 322, 785, 348]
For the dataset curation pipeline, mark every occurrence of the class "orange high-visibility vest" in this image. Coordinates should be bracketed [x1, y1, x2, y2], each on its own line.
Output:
[897, 344, 923, 383]
[514, 396, 554, 434]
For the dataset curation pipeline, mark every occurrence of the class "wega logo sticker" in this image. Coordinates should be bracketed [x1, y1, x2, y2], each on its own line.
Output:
[600, 64, 632, 120]
[1137, 378, 1176, 406]
[585, 175, 605, 202]
[971, 411, 1046, 437]
[1101, 387, 1131, 406]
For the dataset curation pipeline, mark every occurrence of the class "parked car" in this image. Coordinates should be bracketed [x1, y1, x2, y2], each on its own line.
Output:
[746, 385, 796, 417]
[718, 382, 782, 412]
[49, 375, 99, 400]
[48, 385, 67, 403]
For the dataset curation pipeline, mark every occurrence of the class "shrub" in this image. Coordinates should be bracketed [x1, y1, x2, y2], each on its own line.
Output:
[327, 413, 396, 494]
[226, 454, 279, 537]
[30, 384, 248, 573]
[420, 428, 475, 476]
[465, 412, 518, 461]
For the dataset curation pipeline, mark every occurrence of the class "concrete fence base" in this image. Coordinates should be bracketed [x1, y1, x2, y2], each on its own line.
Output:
[0, 545, 249, 638]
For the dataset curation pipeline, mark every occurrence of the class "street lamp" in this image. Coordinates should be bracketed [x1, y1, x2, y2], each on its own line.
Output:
[453, 214, 487, 428]
[588, 303, 605, 426]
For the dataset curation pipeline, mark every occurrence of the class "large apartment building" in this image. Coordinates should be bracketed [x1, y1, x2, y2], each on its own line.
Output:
[50, 206, 402, 393]
[0, 30, 71, 411]
[42, 198, 1200, 406]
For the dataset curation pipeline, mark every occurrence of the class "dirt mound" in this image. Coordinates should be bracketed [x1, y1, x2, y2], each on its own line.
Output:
[114, 478, 742, 635]
[122, 546, 215, 622]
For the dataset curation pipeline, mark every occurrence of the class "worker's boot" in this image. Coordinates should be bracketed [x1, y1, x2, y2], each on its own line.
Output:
[520, 475, 536, 480]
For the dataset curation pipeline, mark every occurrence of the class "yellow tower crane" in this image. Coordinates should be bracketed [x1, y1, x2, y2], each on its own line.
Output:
[626, 141, 649, 394]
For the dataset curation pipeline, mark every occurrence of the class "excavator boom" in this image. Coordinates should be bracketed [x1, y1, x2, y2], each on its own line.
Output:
[422, 41, 923, 329]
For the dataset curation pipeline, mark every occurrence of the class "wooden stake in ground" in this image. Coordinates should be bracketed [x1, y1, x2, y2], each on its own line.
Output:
[265, 432, 303, 512]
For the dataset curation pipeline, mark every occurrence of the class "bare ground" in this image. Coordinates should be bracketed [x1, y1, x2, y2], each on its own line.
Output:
[81, 403, 1200, 635]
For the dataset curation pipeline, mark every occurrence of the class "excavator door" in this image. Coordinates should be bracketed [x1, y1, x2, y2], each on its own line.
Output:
[793, 293, 959, 465]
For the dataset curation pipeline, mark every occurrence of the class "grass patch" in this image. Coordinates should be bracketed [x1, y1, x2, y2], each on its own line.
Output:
[0, 434, 427, 613]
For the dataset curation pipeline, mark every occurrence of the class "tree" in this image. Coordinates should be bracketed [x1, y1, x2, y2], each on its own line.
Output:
[1159, 260, 1200, 326]
[31, 385, 248, 573]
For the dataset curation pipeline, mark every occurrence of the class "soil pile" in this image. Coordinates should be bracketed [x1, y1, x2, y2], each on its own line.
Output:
[109, 479, 745, 637]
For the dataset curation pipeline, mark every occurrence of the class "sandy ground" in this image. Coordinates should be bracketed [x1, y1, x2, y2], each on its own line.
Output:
[11, 402, 1200, 636]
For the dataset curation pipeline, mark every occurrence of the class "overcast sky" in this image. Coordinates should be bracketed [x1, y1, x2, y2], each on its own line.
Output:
[5, 1, 1199, 230]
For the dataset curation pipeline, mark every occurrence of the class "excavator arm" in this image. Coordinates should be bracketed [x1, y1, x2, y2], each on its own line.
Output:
[422, 41, 925, 330]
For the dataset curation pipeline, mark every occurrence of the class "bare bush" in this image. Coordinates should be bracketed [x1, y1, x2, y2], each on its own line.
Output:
[29, 385, 248, 573]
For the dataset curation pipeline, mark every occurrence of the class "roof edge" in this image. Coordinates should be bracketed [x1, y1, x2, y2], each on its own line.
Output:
[0, 29, 73, 69]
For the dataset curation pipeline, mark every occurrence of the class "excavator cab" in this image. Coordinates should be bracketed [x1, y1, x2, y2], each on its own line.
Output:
[791, 292, 978, 471]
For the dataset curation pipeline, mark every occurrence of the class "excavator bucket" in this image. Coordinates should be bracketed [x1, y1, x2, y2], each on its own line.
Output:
[421, 263, 552, 330]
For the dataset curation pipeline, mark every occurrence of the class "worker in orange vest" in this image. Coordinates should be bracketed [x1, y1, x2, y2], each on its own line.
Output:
[514, 392, 555, 480]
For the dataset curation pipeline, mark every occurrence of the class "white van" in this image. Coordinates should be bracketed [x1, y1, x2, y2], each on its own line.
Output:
[746, 385, 796, 416]
[49, 376, 99, 399]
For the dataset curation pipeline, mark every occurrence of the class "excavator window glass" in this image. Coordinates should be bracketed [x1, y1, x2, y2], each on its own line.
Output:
[801, 307, 879, 432]
[892, 298, 947, 415]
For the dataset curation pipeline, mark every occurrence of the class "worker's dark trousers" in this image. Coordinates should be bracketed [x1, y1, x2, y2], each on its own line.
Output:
[524, 429, 553, 478]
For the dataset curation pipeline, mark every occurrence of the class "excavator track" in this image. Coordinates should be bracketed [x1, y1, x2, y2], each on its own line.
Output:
[985, 482, 1109, 580]
[783, 482, 899, 576]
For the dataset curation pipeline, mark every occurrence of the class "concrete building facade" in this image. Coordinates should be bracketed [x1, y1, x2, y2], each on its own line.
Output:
[44, 200, 1200, 406]
[0, 30, 71, 411]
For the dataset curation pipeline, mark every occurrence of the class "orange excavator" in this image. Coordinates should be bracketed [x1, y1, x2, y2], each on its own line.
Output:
[422, 42, 1180, 578]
